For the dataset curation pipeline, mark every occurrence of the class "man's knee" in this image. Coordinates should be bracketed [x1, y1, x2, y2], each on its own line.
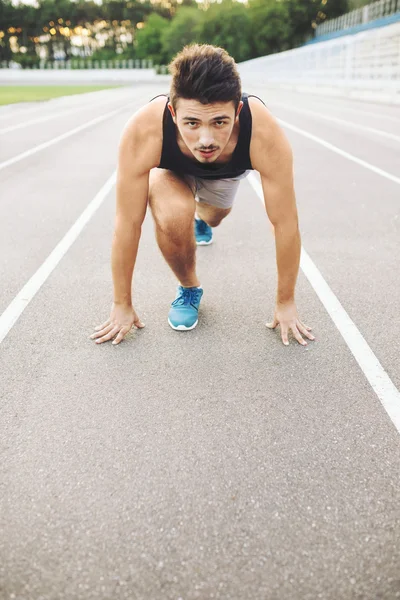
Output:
[149, 169, 195, 237]
[155, 213, 194, 245]
[198, 205, 231, 228]
[204, 216, 223, 228]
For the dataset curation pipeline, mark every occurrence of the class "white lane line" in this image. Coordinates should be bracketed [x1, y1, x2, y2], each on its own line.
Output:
[304, 100, 400, 125]
[0, 97, 124, 135]
[263, 88, 400, 125]
[0, 104, 48, 121]
[271, 102, 400, 143]
[0, 87, 127, 121]
[248, 172, 400, 435]
[278, 118, 400, 186]
[0, 104, 129, 172]
[0, 171, 116, 345]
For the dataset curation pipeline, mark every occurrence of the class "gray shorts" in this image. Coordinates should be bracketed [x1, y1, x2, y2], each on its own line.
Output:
[184, 170, 251, 210]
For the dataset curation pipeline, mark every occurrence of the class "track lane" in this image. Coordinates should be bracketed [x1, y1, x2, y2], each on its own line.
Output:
[1, 174, 399, 600]
[244, 85, 400, 130]
[0, 84, 399, 600]
[270, 106, 400, 178]
[0, 87, 148, 163]
[0, 86, 131, 125]
[0, 86, 166, 314]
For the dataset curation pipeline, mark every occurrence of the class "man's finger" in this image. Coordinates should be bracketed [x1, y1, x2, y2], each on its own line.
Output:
[266, 318, 278, 329]
[133, 317, 145, 329]
[281, 326, 289, 346]
[297, 322, 315, 341]
[292, 326, 307, 346]
[91, 323, 114, 340]
[94, 320, 110, 332]
[112, 327, 129, 345]
[96, 326, 120, 344]
[298, 320, 312, 332]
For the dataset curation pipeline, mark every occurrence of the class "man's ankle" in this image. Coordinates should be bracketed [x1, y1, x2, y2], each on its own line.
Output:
[180, 282, 201, 289]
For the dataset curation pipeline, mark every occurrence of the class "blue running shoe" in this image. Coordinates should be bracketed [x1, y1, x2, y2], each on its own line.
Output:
[195, 218, 213, 245]
[168, 285, 203, 331]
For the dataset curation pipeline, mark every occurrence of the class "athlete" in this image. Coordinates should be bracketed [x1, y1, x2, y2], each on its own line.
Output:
[91, 44, 314, 347]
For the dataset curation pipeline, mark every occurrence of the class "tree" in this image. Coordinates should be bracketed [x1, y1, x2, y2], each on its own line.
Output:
[285, 0, 349, 47]
[248, 0, 291, 56]
[135, 13, 170, 64]
[196, 0, 252, 63]
[0, 0, 15, 61]
[161, 6, 203, 62]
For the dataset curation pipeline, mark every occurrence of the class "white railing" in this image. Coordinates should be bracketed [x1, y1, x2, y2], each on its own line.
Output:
[239, 22, 400, 95]
[316, 0, 400, 36]
[0, 58, 154, 70]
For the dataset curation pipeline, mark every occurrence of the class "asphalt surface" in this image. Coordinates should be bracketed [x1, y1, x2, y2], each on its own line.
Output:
[0, 82, 400, 600]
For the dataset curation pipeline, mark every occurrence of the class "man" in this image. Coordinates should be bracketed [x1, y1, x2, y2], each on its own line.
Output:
[91, 44, 314, 347]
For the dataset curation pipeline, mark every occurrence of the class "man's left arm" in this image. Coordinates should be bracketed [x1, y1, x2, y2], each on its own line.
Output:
[249, 98, 314, 346]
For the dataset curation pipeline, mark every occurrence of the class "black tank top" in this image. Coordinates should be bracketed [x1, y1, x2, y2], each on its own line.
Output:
[150, 93, 265, 180]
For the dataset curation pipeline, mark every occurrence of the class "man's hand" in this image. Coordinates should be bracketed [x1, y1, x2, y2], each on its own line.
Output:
[90, 303, 145, 345]
[266, 300, 314, 346]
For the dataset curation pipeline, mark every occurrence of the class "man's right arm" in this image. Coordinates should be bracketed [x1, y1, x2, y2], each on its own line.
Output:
[91, 101, 163, 344]
[112, 133, 150, 306]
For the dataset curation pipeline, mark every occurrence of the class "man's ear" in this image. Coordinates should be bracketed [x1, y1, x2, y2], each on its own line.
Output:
[235, 100, 244, 120]
[167, 102, 176, 122]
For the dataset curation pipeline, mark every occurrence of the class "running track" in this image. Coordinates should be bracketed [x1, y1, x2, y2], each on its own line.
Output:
[1, 81, 399, 599]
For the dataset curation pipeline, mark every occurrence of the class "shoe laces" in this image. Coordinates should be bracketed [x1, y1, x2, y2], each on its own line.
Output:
[172, 287, 202, 307]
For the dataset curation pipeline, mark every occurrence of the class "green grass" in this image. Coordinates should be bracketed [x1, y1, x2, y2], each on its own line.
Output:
[0, 85, 124, 106]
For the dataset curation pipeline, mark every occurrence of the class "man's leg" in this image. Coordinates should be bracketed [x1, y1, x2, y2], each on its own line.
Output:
[192, 175, 247, 244]
[149, 169, 205, 330]
[195, 202, 231, 227]
[148, 168, 200, 287]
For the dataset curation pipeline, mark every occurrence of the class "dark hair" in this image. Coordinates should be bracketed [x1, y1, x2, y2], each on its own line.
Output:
[169, 44, 242, 112]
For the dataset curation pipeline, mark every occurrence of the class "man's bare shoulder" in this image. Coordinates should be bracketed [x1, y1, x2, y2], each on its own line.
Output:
[248, 95, 281, 139]
[248, 96, 292, 175]
[119, 96, 167, 174]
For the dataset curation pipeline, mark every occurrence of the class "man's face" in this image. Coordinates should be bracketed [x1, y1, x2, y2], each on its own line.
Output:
[168, 98, 243, 163]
